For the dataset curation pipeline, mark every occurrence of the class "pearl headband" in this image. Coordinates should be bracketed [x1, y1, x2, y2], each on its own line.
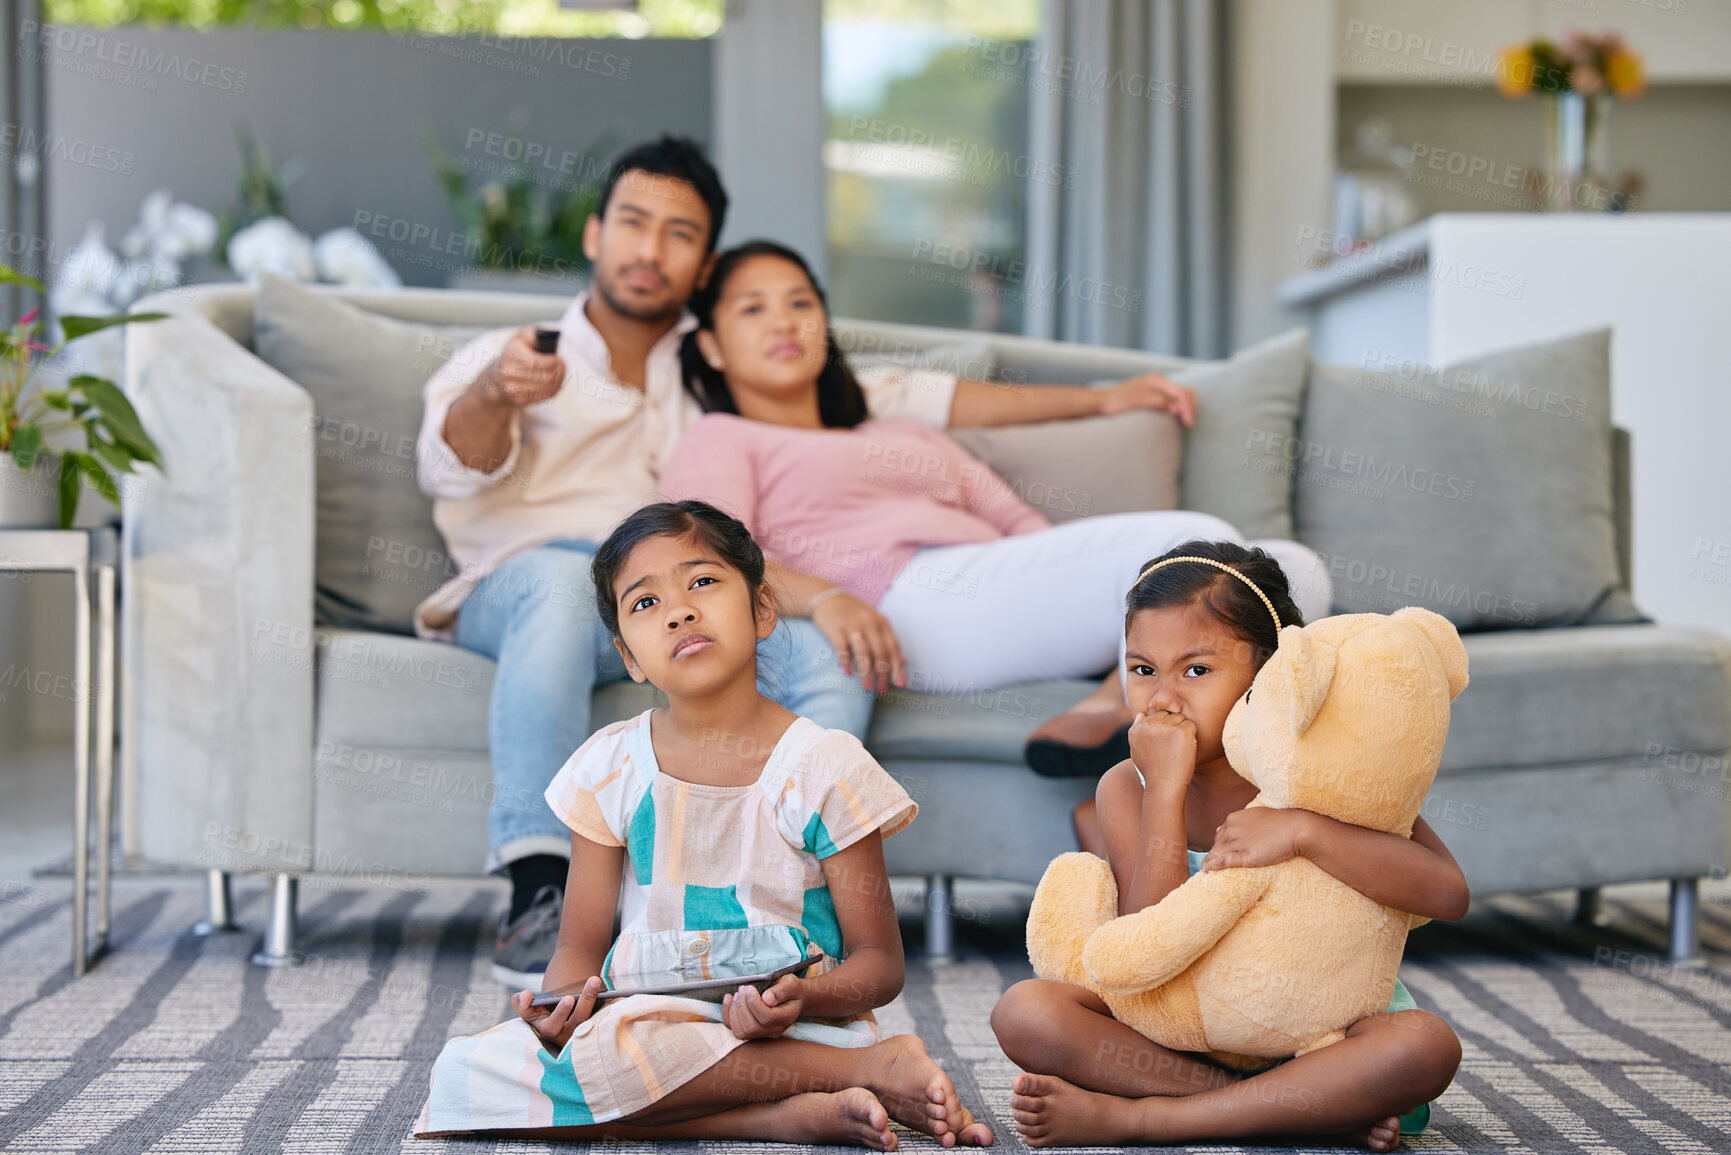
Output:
[1133, 556, 1284, 638]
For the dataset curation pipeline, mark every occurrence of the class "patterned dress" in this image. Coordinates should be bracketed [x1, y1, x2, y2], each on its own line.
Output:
[415, 710, 917, 1136]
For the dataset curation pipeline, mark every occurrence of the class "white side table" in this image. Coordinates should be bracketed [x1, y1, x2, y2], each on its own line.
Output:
[0, 526, 118, 975]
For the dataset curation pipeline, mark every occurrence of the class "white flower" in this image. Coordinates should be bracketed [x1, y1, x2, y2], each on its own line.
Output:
[156, 204, 218, 264]
[313, 227, 402, 288]
[119, 190, 215, 265]
[227, 216, 317, 282]
[50, 221, 124, 317]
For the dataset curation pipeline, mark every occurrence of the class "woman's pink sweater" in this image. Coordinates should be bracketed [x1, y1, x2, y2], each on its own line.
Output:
[660, 412, 1051, 604]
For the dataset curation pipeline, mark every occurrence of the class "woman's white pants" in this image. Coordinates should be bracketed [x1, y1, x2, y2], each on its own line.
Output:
[873, 510, 1331, 695]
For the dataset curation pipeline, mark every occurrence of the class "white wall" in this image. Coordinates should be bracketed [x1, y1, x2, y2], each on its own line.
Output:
[1229, 0, 1337, 349]
[1337, 0, 1731, 85]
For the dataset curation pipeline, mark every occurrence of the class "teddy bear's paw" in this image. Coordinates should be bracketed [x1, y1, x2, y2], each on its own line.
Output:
[1026, 853, 1118, 984]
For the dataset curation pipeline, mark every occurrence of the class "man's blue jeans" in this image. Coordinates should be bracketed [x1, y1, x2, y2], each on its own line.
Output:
[453, 539, 874, 872]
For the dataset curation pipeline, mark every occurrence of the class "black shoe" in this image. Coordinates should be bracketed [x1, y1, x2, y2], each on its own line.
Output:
[1025, 723, 1132, 779]
[491, 884, 563, 989]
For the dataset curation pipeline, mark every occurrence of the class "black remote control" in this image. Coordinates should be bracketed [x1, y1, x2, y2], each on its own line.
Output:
[533, 326, 560, 354]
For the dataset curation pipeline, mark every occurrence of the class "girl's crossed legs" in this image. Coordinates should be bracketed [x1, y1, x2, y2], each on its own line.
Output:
[479, 1034, 992, 1150]
[992, 979, 1459, 1152]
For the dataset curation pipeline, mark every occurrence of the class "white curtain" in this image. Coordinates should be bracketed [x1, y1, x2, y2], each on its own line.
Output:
[1024, 0, 1229, 357]
[1, 0, 49, 322]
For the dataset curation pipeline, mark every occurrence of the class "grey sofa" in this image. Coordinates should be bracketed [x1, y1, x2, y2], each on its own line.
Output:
[121, 282, 1731, 967]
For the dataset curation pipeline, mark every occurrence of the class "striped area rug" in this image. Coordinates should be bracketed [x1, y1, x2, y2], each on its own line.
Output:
[1, 879, 1728, 1153]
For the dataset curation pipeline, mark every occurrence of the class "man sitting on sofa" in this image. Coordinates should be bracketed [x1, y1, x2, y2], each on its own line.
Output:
[413, 135, 1199, 987]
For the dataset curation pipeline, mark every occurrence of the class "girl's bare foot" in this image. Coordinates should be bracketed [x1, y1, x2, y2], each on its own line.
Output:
[1010, 1072, 1406, 1152]
[1008, 1072, 1139, 1147]
[1361, 1113, 1402, 1152]
[864, 1035, 994, 1147]
[768, 1088, 899, 1150]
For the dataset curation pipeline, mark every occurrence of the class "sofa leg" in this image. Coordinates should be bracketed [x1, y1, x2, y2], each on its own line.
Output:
[925, 875, 954, 961]
[251, 874, 303, 967]
[1668, 878, 1702, 967]
[193, 869, 241, 935]
[1573, 886, 1603, 928]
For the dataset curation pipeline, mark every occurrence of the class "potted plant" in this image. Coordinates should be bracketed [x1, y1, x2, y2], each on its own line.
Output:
[431, 125, 616, 293]
[0, 265, 167, 529]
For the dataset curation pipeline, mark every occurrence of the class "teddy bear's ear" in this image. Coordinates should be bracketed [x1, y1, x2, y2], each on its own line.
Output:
[1393, 607, 1469, 700]
[1281, 624, 1337, 736]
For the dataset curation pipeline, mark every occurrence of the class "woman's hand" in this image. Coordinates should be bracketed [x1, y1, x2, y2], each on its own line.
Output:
[1098, 371, 1198, 427]
[1128, 709, 1198, 791]
[810, 590, 907, 693]
[512, 977, 601, 1053]
[721, 974, 804, 1040]
[1199, 807, 1311, 872]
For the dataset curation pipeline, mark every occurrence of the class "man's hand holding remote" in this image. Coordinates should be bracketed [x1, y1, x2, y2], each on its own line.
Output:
[443, 325, 565, 474]
[480, 325, 565, 408]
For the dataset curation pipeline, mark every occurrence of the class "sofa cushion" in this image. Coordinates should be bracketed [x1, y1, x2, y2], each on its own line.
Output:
[1440, 624, 1728, 774]
[1293, 328, 1644, 630]
[865, 679, 1097, 763]
[1167, 328, 1310, 540]
[861, 625, 1731, 776]
[253, 275, 556, 635]
[951, 410, 1182, 525]
[842, 333, 997, 387]
[309, 629, 655, 874]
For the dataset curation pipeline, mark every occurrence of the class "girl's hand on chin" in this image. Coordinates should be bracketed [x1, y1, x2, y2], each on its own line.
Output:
[1128, 709, 1198, 790]
[1199, 807, 1311, 872]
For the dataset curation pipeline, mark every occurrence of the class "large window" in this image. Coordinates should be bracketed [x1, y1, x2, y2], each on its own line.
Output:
[824, 0, 1039, 332]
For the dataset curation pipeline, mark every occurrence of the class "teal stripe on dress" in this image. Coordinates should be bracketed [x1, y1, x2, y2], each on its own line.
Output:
[685, 884, 750, 930]
[802, 885, 843, 959]
[536, 1047, 595, 1125]
[803, 812, 840, 858]
[628, 792, 655, 885]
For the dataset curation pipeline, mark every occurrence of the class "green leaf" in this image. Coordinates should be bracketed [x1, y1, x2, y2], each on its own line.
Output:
[57, 454, 80, 529]
[11, 424, 41, 470]
[89, 436, 134, 476]
[71, 376, 162, 468]
[58, 312, 169, 343]
[0, 265, 45, 294]
[70, 450, 120, 508]
[40, 392, 72, 411]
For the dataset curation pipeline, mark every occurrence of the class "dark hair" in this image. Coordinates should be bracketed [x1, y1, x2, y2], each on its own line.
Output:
[1124, 540, 1304, 668]
[596, 135, 729, 255]
[592, 500, 767, 639]
[679, 240, 870, 429]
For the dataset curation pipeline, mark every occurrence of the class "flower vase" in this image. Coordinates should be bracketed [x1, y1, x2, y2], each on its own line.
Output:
[1546, 91, 1612, 212]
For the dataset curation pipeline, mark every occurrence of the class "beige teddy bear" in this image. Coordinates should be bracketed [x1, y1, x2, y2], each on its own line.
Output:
[1026, 607, 1468, 1070]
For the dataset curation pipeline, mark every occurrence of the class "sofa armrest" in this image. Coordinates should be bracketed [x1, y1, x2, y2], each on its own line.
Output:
[122, 291, 317, 874]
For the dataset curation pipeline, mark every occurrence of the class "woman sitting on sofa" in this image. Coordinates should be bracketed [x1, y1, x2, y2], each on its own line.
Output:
[659, 240, 1329, 750]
